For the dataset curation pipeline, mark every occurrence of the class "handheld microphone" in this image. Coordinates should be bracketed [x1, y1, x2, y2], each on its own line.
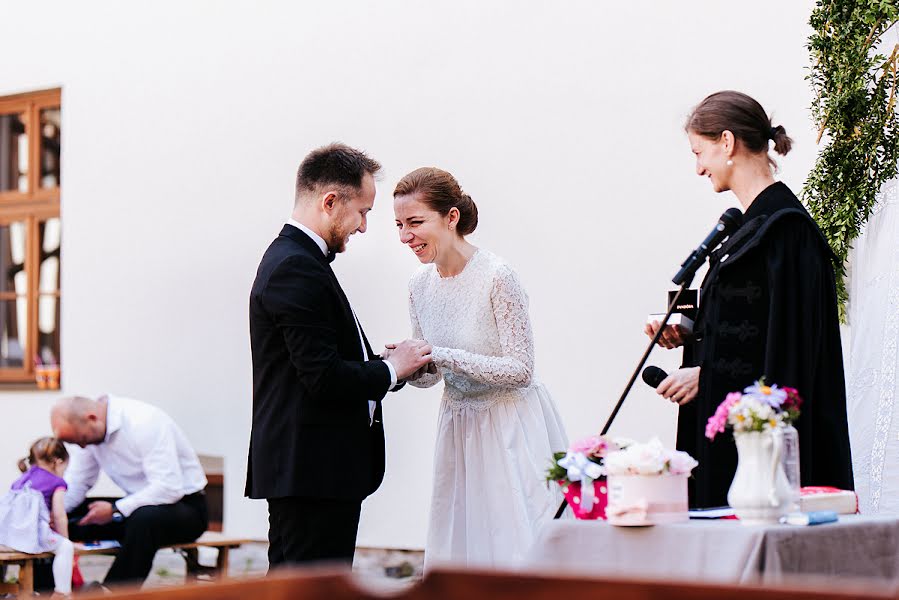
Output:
[642, 366, 668, 389]
[672, 208, 743, 286]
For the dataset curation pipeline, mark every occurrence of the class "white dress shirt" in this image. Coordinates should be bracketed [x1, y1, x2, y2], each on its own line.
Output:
[286, 220, 398, 408]
[63, 396, 208, 517]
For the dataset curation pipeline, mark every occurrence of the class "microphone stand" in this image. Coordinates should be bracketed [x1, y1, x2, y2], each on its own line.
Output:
[553, 281, 690, 519]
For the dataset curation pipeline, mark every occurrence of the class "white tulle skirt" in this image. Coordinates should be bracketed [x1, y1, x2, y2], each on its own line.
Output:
[424, 381, 568, 570]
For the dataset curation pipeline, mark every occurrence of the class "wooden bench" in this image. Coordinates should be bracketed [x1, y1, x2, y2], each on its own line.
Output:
[0, 532, 257, 597]
[38, 567, 899, 600]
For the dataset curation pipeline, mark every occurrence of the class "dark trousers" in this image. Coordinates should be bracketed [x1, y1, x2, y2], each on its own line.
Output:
[68, 492, 208, 586]
[267, 496, 361, 570]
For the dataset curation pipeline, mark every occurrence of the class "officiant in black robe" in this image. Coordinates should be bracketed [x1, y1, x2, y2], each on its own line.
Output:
[650, 91, 854, 508]
[678, 181, 855, 507]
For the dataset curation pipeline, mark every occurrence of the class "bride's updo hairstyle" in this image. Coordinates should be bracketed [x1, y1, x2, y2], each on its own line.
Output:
[686, 91, 793, 168]
[393, 167, 478, 236]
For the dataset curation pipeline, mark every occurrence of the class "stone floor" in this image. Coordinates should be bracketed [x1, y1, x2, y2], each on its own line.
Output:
[74, 544, 425, 593]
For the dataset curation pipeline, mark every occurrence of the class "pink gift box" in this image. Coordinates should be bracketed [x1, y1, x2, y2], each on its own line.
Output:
[559, 478, 608, 520]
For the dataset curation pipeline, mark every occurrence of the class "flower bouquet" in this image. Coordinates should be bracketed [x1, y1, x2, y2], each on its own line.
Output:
[705, 380, 801, 441]
[603, 437, 698, 526]
[546, 435, 627, 519]
[705, 379, 803, 524]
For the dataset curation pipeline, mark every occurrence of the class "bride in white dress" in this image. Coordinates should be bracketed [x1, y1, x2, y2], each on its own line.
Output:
[391, 167, 568, 569]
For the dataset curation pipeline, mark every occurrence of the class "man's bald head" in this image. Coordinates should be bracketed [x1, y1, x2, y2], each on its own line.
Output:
[51, 396, 107, 447]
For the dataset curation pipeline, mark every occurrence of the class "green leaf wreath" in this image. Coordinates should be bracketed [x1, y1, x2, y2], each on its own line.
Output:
[804, 0, 899, 321]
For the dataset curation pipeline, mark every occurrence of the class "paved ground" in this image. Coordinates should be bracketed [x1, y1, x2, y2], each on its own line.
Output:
[75, 544, 425, 593]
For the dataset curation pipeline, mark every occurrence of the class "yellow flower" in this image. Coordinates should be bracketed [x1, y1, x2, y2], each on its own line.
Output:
[769, 418, 777, 428]
[760, 386, 772, 395]
[736, 415, 745, 423]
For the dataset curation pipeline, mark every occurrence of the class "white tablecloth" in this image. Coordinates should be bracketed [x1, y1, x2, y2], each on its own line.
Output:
[524, 516, 899, 584]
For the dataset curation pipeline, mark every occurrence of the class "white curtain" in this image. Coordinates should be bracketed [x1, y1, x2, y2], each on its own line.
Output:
[848, 174, 899, 514]
[846, 24, 899, 515]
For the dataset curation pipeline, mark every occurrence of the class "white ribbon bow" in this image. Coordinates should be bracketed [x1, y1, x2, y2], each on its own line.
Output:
[558, 451, 604, 511]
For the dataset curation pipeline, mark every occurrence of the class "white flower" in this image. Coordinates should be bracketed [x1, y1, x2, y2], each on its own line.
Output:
[762, 412, 785, 431]
[604, 437, 669, 476]
[666, 449, 699, 475]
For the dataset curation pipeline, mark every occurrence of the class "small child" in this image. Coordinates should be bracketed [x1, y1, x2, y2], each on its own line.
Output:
[0, 437, 74, 596]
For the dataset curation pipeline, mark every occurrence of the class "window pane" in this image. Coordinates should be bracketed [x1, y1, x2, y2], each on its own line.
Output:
[40, 108, 61, 189]
[0, 113, 28, 193]
[0, 297, 28, 368]
[38, 294, 59, 365]
[0, 221, 27, 295]
[42, 216, 60, 253]
[38, 218, 60, 366]
[39, 218, 60, 293]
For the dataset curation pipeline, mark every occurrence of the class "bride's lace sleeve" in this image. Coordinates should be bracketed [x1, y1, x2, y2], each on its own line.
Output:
[407, 284, 441, 388]
[431, 265, 534, 387]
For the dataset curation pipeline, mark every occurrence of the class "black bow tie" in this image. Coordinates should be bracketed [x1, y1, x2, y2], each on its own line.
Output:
[327, 251, 337, 264]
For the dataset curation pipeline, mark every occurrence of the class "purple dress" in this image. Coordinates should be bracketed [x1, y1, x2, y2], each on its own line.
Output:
[12, 466, 67, 511]
[0, 466, 68, 553]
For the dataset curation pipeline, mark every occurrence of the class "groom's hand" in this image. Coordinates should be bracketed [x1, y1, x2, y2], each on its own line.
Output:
[385, 339, 432, 380]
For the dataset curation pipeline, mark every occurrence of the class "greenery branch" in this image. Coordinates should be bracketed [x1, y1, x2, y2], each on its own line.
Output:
[804, 0, 899, 321]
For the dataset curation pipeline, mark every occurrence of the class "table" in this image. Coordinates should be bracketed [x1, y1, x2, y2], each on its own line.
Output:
[524, 515, 899, 584]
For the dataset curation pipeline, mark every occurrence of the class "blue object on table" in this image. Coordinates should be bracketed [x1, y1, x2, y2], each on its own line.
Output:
[782, 510, 839, 526]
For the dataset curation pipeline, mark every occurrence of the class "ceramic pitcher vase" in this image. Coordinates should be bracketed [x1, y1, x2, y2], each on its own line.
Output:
[727, 430, 793, 524]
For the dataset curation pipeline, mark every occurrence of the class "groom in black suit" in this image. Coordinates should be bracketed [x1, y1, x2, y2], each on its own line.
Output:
[247, 143, 432, 568]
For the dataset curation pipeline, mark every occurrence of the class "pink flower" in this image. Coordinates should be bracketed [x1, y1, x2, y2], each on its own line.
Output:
[781, 387, 803, 411]
[569, 435, 609, 459]
[705, 392, 742, 441]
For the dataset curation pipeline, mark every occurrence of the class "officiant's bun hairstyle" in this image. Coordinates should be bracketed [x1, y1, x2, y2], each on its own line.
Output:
[393, 167, 479, 236]
[686, 91, 793, 162]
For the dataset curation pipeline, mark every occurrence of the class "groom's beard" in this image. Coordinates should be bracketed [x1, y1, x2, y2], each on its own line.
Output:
[326, 222, 351, 254]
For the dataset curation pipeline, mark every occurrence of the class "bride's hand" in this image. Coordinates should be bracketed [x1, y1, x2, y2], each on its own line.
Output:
[409, 362, 437, 380]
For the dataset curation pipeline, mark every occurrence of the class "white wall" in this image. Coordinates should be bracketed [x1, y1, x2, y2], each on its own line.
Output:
[0, 0, 819, 548]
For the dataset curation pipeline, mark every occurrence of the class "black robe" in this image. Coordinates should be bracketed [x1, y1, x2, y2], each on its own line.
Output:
[678, 182, 854, 508]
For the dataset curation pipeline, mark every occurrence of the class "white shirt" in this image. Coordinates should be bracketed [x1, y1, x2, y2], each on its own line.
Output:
[63, 396, 208, 517]
[286, 220, 398, 406]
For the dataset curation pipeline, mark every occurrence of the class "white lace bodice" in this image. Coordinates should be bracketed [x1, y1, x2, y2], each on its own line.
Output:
[407, 249, 536, 410]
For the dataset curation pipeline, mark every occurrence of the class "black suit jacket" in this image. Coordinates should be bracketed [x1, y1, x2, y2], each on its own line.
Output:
[246, 225, 390, 501]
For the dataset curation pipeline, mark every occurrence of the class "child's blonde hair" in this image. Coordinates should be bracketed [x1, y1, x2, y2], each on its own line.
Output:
[18, 437, 68, 473]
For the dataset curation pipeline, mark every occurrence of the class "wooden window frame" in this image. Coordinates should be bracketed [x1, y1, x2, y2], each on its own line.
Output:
[0, 88, 61, 384]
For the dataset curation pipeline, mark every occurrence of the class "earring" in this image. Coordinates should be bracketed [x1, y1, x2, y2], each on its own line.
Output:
[726, 159, 734, 166]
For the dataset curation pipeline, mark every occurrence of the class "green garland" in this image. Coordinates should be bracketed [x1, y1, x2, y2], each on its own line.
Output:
[804, 0, 899, 321]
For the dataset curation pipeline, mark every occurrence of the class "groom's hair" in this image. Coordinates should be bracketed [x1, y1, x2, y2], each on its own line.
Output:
[295, 143, 381, 203]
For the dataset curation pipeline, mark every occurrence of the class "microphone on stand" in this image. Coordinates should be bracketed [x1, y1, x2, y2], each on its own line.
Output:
[641, 366, 668, 389]
[553, 209, 744, 520]
[672, 208, 743, 286]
